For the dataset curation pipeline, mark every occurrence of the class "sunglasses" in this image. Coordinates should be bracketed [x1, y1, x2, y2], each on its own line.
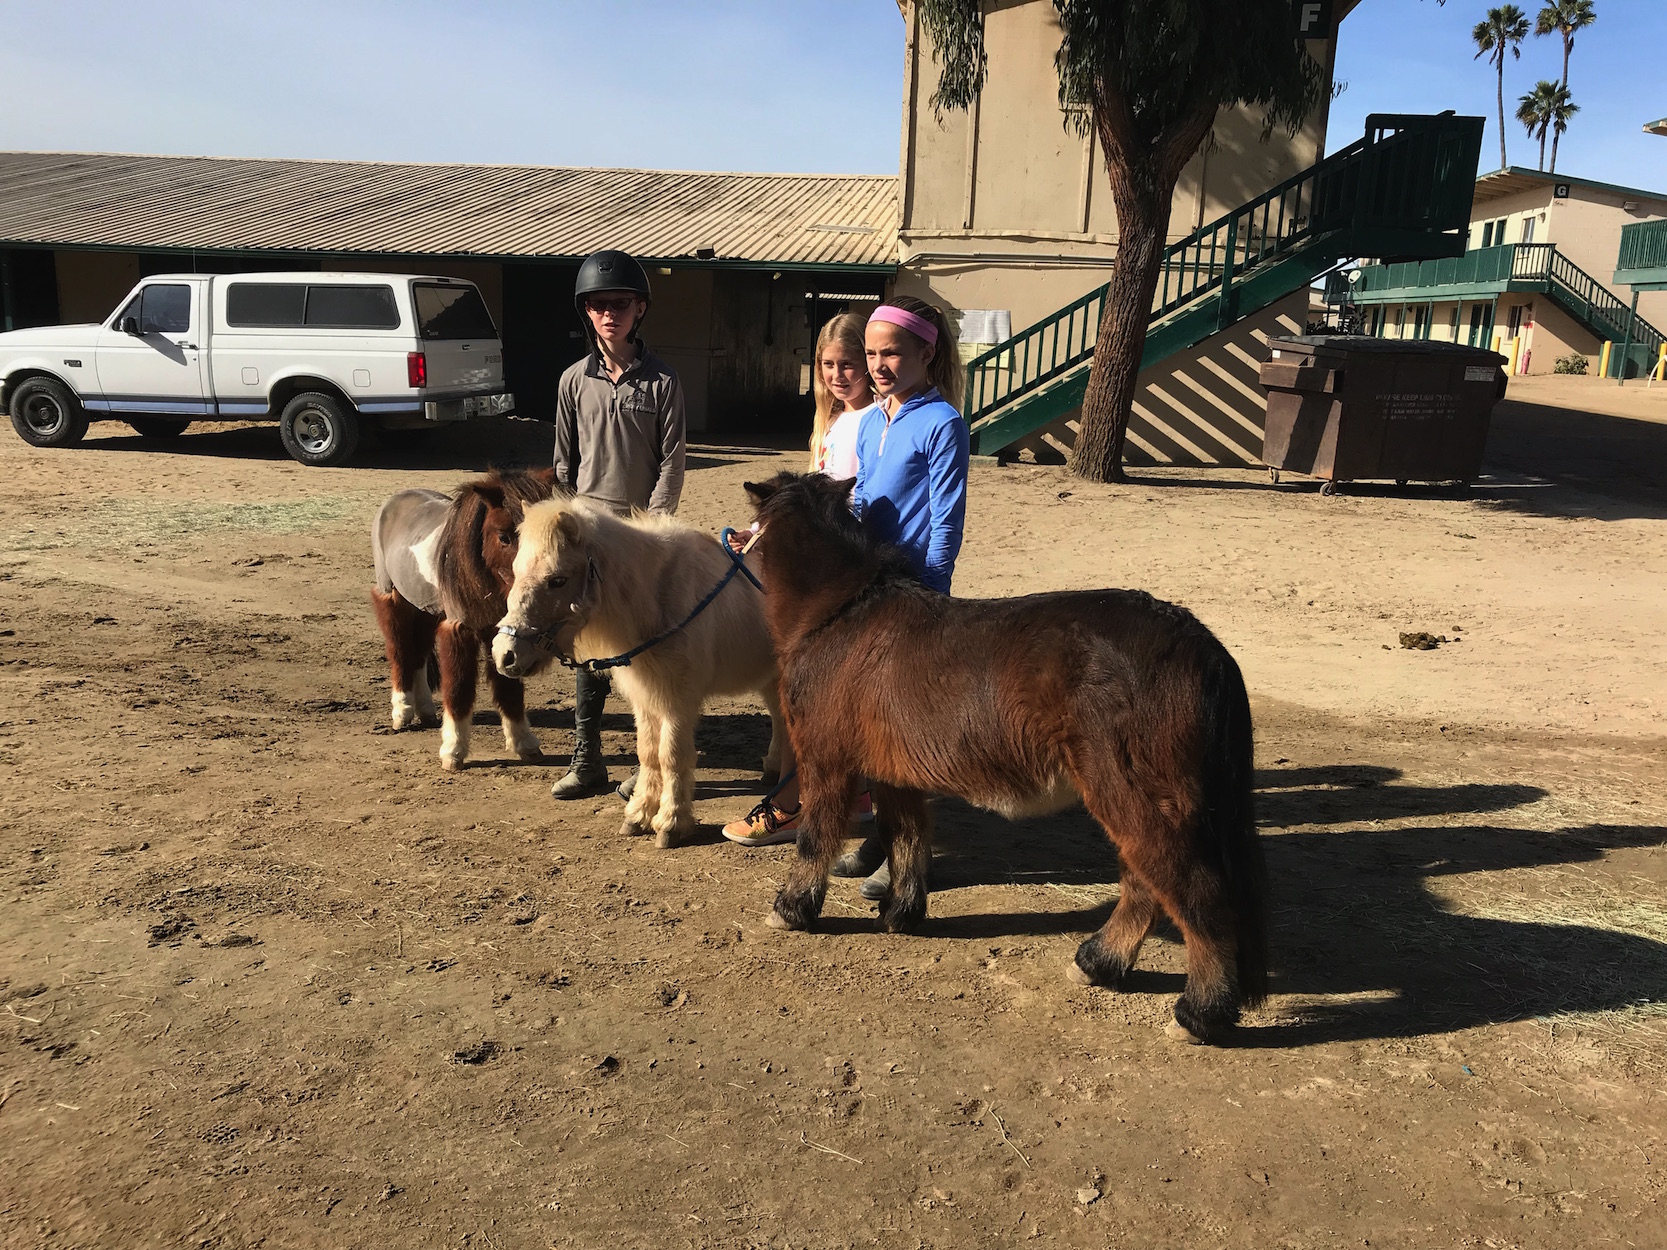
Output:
[586, 296, 641, 315]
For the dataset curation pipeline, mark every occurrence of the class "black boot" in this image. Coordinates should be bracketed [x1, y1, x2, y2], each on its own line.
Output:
[832, 834, 887, 878]
[551, 668, 611, 799]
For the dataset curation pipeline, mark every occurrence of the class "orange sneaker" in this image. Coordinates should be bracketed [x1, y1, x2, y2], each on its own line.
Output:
[722, 799, 801, 847]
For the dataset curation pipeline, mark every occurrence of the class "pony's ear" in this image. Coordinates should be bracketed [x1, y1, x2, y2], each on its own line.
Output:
[465, 481, 506, 511]
[829, 475, 857, 496]
[743, 480, 779, 507]
[554, 508, 585, 548]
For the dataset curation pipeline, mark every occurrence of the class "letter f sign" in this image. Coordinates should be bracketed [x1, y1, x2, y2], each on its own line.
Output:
[1299, 2, 1323, 34]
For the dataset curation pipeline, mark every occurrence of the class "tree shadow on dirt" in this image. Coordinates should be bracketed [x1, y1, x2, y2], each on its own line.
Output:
[901, 764, 1667, 1044]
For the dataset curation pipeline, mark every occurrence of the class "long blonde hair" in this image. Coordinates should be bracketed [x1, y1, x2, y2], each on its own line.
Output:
[808, 312, 871, 471]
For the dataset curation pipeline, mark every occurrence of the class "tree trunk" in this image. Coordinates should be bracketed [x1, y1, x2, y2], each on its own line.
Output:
[1069, 201, 1167, 483]
[1561, 36, 1571, 89]
[1067, 96, 1217, 485]
[1549, 126, 1560, 173]
[1538, 126, 1547, 171]
[1496, 55, 1508, 171]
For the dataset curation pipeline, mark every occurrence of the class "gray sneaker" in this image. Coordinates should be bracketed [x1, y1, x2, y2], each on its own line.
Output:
[859, 860, 934, 901]
[551, 768, 611, 800]
[832, 835, 886, 879]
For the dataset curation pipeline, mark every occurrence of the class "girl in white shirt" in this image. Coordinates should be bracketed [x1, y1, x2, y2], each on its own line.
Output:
[809, 311, 876, 482]
[723, 311, 875, 846]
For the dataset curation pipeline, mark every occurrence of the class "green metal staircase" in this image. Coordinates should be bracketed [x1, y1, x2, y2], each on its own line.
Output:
[963, 113, 1485, 456]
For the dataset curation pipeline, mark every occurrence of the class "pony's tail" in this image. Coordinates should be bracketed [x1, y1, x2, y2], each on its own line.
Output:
[1201, 647, 1268, 1008]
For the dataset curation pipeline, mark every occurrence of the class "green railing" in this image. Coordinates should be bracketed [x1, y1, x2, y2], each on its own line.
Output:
[1617, 218, 1667, 274]
[1331, 241, 1665, 370]
[962, 112, 1482, 427]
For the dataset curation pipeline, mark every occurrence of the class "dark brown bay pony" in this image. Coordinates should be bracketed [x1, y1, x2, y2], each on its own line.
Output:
[370, 467, 560, 770]
[743, 471, 1268, 1044]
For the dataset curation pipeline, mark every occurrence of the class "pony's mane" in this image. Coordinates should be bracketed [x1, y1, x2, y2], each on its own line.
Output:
[518, 496, 694, 560]
[436, 466, 558, 626]
[756, 472, 915, 583]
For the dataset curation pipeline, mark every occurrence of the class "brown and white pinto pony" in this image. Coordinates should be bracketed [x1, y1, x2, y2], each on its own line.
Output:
[492, 497, 784, 847]
[370, 467, 559, 770]
[742, 471, 1268, 1045]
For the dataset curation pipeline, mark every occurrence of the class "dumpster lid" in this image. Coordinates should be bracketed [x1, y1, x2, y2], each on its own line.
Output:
[1268, 334, 1506, 365]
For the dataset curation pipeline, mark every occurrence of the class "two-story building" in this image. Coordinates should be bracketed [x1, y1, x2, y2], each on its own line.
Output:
[1337, 167, 1667, 379]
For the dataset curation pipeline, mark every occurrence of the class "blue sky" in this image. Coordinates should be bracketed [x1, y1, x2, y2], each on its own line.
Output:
[0, 0, 1660, 191]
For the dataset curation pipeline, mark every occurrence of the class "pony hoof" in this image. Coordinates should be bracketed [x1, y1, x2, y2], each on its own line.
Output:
[1164, 1018, 1206, 1046]
[1066, 962, 1094, 987]
[760, 768, 781, 788]
[439, 756, 464, 773]
[654, 826, 695, 850]
[766, 910, 792, 930]
[620, 817, 653, 838]
[516, 747, 545, 762]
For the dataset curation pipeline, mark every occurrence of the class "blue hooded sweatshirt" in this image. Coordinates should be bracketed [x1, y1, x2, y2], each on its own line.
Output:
[853, 388, 970, 594]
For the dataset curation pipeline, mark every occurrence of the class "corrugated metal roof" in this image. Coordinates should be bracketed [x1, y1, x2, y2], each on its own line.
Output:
[0, 151, 899, 269]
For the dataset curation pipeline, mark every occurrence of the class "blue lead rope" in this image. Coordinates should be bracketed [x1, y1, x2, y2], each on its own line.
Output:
[558, 528, 763, 674]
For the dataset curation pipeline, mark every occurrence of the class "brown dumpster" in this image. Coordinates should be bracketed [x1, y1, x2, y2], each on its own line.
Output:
[1259, 336, 1507, 493]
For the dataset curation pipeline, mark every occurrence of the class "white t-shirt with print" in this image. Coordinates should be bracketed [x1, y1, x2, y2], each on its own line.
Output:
[818, 402, 874, 481]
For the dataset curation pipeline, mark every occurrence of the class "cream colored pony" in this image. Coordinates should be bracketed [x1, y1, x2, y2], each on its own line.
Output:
[492, 498, 783, 847]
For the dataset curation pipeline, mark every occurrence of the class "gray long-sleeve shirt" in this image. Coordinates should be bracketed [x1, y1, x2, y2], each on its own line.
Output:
[552, 345, 686, 514]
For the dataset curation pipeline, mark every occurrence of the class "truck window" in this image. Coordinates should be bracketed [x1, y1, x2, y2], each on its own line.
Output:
[414, 284, 498, 340]
[306, 285, 400, 329]
[226, 283, 306, 327]
[139, 285, 191, 334]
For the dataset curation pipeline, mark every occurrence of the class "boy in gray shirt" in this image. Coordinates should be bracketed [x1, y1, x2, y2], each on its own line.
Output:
[550, 249, 687, 799]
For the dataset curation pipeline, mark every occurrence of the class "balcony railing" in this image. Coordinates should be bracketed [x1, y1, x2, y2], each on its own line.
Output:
[1617, 218, 1667, 274]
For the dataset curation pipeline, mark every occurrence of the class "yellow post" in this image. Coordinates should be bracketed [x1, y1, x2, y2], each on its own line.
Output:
[1656, 344, 1666, 383]
[1599, 341, 1612, 378]
[1504, 337, 1520, 374]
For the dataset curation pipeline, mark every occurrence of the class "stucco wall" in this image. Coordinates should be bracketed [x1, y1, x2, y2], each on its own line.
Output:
[898, 0, 1336, 335]
[1546, 189, 1667, 329]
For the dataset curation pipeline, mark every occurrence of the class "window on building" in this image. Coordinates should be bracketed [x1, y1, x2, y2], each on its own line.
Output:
[1520, 216, 1536, 244]
[1481, 221, 1494, 248]
[1507, 304, 1524, 337]
[1468, 304, 1485, 346]
[1450, 305, 1461, 339]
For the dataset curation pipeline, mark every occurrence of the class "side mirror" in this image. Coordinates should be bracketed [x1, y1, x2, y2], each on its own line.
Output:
[121, 316, 141, 336]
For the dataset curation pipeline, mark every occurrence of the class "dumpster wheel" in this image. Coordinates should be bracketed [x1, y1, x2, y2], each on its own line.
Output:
[1268, 468, 1281, 485]
[1321, 480, 1340, 497]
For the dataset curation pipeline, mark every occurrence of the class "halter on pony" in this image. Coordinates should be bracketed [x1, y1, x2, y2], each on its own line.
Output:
[496, 528, 764, 673]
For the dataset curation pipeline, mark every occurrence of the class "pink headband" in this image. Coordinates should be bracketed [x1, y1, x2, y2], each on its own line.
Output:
[869, 304, 939, 345]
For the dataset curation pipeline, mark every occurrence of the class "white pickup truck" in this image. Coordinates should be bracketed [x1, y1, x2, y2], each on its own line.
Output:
[0, 271, 515, 466]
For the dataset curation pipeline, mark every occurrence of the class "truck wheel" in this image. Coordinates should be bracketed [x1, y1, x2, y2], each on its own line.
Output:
[128, 418, 191, 440]
[279, 392, 359, 467]
[9, 377, 90, 448]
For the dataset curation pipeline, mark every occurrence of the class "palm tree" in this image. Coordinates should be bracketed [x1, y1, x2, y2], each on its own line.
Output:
[1516, 80, 1559, 170]
[1547, 86, 1579, 172]
[1475, 6, 1531, 171]
[1536, 0, 1596, 90]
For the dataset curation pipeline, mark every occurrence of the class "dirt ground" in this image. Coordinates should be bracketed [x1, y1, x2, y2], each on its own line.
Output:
[3, 374, 1665, 1249]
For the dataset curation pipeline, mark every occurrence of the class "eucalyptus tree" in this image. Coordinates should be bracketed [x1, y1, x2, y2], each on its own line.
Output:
[1473, 6, 1531, 171]
[915, 0, 1323, 483]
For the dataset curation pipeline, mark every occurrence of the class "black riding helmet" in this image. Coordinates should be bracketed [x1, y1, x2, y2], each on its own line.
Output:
[574, 249, 652, 343]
